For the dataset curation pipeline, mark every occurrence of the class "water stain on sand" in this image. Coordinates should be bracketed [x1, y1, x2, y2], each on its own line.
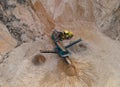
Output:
[39, 58, 96, 87]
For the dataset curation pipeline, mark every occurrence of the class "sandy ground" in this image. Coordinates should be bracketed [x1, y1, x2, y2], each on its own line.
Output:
[0, 21, 120, 87]
[0, 0, 120, 87]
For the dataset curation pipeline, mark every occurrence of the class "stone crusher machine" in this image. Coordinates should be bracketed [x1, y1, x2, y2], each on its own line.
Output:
[40, 31, 82, 65]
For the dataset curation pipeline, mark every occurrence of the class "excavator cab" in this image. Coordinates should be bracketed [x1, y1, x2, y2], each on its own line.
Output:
[52, 30, 71, 58]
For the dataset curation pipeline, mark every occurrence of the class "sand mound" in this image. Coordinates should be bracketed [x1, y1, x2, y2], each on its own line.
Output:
[32, 54, 46, 65]
[65, 65, 76, 76]
[58, 59, 77, 76]
[39, 59, 95, 87]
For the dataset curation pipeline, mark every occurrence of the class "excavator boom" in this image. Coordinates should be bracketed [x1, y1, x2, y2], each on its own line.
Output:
[40, 30, 82, 64]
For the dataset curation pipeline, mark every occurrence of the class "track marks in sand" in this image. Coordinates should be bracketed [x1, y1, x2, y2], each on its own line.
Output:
[39, 59, 96, 87]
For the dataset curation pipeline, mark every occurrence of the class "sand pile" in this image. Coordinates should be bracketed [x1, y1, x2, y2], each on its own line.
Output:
[32, 54, 46, 65]
[39, 58, 95, 87]
[58, 59, 77, 76]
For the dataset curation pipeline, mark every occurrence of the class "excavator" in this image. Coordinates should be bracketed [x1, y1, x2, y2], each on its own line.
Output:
[40, 30, 82, 65]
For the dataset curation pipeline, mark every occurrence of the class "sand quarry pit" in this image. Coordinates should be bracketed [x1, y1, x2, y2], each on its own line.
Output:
[0, 0, 120, 87]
